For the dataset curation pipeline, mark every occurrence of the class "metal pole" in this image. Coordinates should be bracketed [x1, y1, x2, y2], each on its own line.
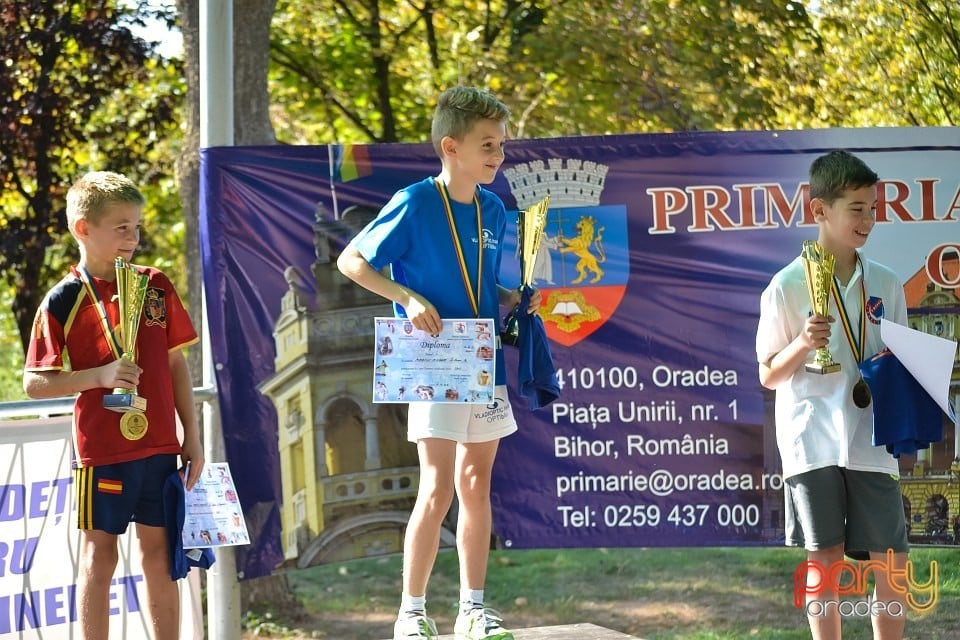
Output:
[200, 0, 234, 149]
[200, 1, 240, 639]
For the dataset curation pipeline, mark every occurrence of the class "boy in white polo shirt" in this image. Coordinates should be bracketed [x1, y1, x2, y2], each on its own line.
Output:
[757, 150, 909, 640]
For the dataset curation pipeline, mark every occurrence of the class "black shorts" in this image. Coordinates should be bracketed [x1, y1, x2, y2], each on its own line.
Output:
[74, 454, 177, 533]
[784, 466, 908, 560]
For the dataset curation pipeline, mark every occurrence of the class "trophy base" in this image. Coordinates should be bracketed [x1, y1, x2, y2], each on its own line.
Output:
[104, 393, 148, 413]
[805, 362, 841, 375]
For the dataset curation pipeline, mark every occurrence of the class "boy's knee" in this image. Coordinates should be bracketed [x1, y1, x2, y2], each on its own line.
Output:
[456, 466, 494, 493]
[420, 484, 455, 512]
[81, 541, 119, 565]
[80, 551, 120, 582]
[456, 486, 492, 510]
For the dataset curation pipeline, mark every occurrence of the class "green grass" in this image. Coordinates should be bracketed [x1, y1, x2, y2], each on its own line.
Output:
[244, 546, 960, 639]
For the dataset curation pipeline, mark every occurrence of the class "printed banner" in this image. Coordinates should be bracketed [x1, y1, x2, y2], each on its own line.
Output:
[0, 420, 152, 639]
[200, 128, 960, 580]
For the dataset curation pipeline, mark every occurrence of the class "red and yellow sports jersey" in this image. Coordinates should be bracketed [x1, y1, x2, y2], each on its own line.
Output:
[25, 265, 199, 467]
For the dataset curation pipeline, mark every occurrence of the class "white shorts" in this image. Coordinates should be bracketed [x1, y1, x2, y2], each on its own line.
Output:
[407, 385, 518, 443]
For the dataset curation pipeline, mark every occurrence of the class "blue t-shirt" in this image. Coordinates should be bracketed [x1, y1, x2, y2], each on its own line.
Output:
[350, 177, 511, 385]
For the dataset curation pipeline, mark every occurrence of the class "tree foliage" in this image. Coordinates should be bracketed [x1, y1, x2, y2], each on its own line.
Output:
[0, 0, 182, 357]
[808, 0, 959, 127]
[269, 0, 959, 143]
[268, 0, 822, 143]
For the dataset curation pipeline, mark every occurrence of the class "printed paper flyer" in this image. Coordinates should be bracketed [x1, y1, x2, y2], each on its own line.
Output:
[183, 463, 250, 549]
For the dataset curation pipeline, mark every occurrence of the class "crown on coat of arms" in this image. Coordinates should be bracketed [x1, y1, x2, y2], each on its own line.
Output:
[503, 158, 609, 209]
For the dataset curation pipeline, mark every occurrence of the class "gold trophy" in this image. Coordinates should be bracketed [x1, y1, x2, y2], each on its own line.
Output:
[801, 240, 841, 374]
[501, 195, 550, 347]
[103, 257, 150, 440]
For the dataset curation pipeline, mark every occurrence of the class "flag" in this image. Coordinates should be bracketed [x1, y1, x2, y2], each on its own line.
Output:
[332, 144, 373, 182]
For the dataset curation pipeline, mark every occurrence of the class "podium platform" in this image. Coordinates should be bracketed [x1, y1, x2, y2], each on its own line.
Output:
[386, 623, 642, 639]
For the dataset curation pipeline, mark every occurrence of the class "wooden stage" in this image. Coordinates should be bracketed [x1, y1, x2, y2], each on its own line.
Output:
[386, 623, 642, 639]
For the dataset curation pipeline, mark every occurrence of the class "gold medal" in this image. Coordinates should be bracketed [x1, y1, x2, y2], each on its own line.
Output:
[120, 411, 149, 441]
[852, 377, 872, 409]
[830, 255, 872, 409]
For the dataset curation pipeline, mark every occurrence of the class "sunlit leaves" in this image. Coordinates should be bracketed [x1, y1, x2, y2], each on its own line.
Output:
[268, 1, 955, 141]
[0, 0, 180, 354]
[784, 1, 958, 127]
[268, 0, 822, 143]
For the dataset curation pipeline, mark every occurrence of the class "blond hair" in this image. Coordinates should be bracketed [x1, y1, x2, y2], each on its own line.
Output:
[430, 86, 510, 157]
[66, 171, 145, 233]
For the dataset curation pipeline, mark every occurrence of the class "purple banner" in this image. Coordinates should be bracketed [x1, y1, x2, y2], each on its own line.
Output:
[200, 129, 960, 579]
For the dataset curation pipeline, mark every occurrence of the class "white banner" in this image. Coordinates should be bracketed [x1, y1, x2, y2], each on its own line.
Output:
[0, 418, 201, 639]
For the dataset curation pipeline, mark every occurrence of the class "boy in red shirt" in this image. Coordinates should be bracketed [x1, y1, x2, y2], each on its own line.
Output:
[23, 171, 204, 639]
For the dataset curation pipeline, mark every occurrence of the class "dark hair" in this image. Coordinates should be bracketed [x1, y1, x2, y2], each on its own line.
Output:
[808, 150, 878, 203]
[430, 86, 510, 157]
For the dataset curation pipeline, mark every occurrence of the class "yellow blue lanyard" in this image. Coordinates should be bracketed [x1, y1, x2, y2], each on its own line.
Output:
[434, 179, 482, 317]
[830, 256, 866, 363]
[78, 267, 123, 359]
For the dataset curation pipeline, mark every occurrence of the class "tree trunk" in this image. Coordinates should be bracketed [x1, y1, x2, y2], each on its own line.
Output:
[175, 0, 202, 389]
[233, 0, 277, 146]
[13, 245, 44, 355]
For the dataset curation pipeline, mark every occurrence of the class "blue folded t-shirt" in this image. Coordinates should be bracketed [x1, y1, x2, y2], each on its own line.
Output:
[162, 469, 216, 580]
[860, 349, 944, 458]
[515, 286, 560, 410]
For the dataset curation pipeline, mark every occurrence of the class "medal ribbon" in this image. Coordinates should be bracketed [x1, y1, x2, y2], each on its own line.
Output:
[78, 267, 123, 359]
[435, 178, 482, 317]
[830, 256, 866, 363]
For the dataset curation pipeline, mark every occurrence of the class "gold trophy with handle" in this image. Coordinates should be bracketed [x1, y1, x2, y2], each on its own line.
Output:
[103, 257, 150, 440]
[501, 195, 550, 347]
[801, 240, 841, 374]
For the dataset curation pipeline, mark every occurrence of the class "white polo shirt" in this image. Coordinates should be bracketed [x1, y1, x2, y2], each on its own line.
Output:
[756, 253, 907, 479]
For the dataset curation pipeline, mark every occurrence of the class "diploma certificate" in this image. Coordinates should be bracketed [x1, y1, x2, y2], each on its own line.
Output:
[183, 462, 250, 549]
[373, 317, 497, 403]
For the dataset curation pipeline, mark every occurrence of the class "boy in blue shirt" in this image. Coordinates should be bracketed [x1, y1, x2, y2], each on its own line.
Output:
[338, 86, 540, 640]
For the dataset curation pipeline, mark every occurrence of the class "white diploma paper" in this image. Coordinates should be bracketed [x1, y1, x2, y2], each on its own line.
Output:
[373, 317, 497, 403]
[880, 318, 958, 420]
[183, 462, 251, 549]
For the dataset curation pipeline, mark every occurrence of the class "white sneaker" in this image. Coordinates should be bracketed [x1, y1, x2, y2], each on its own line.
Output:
[394, 612, 438, 639]
[454, 607, 514, 640]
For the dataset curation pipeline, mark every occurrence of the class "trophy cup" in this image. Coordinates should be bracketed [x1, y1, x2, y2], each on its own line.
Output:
[501, 195, 550, 347]
[801, 240, 841, 375]
[103, 257, 150, 440]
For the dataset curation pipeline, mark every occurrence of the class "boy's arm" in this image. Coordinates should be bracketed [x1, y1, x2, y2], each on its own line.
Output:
[336, 245, 442, 335]
[169, 348, 204, 491]
[23, 358, 141, 399]
[758, 313, 833, 389]
[499, 285, 520, 309]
